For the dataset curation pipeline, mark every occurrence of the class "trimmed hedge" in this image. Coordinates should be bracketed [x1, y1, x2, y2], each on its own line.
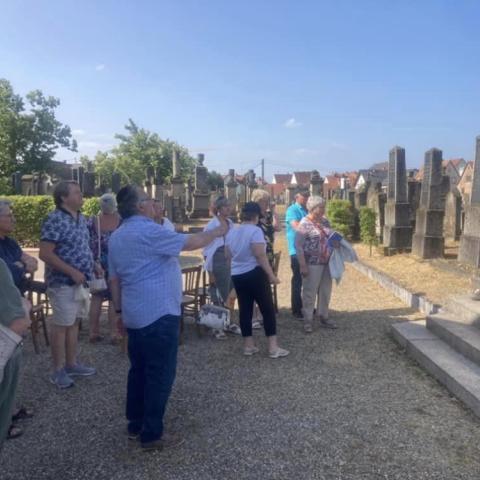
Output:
[326, 199, 355, 239]
[0, 195, 102, 246]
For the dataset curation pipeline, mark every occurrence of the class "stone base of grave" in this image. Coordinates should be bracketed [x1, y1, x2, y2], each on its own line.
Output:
[384, 202, 410, 227]
[380, 245, 412, 256]
[392, 295, 480, 418]
[411, 233, 444, 259]
[414, 208, 444, 237]
[189, 193, 211, 218]
[383, 225, 413, 250]
[458, 205, 480, 268]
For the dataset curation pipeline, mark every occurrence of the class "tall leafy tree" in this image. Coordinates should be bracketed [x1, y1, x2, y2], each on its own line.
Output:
[0, 79, 77, 176]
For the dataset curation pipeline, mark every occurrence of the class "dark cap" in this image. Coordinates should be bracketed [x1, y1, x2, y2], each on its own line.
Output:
[241, 201, 262, 216]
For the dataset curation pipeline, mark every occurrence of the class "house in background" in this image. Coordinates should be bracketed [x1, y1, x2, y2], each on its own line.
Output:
[290, 171, 312, 187]
[457, 161, 474, 204]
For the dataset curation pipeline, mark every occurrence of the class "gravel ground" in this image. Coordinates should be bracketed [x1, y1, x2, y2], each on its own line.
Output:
[2, 244, 480, 479]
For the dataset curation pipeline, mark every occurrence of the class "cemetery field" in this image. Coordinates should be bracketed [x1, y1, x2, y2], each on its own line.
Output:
[354, 241, 472, 306]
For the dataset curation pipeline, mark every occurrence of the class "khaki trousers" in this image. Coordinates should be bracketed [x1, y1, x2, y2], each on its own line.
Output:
[301, 264, 332, 321]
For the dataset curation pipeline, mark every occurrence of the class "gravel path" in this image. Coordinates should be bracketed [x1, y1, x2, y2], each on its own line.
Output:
[2, 261, 480, 479]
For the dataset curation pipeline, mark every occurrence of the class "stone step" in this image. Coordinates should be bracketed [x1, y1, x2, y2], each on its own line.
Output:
[444, 295, 480, 325]
[391, 321, 480, 417]
[426, 313, 480, 365]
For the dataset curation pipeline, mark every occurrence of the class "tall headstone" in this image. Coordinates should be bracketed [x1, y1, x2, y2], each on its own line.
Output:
[190, 153, 210, 218]
[367, 182, 386, 242]
[458, 136, 480, 266]
[224, 169, 238, 218]
[286, 185, 296, 205]
[246, 169, 257, 201]
[412, 148, 445, 258]
[443, 189, 462, 242]
[12, 172, 22, 194]
[111, 172, 121, 194]
[310, 170, 324, 196]
[170, 150, 186, 223]
[83, 172, 96, 197]
[383, 146, 413, 250]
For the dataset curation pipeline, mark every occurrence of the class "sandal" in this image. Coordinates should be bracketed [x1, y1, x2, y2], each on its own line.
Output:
[213, 329, 227, 340]
[226, 324, 242, 335]
[7, 423, 23, 440]
[12, 406, 34, 421]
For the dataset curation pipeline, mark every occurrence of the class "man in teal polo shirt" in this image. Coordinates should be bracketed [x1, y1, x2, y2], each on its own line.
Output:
[285, 189, 309, 317]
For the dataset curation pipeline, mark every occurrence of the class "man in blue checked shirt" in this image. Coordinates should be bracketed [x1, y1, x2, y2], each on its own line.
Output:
[108, 185, 228, 452]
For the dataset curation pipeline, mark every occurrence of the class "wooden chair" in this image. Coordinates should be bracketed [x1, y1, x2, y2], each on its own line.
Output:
[25, 275, 49, 354]
[272, 251, 282, 313]
[180, 265, 203, 342]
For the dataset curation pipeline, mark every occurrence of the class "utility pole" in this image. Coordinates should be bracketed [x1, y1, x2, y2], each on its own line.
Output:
[261, 158, 265, 183]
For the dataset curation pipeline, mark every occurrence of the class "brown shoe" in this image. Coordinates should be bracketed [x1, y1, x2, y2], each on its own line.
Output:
[141, 432, 185, 451]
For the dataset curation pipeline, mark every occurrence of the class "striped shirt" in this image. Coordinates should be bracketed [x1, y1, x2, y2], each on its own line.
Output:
[108, 215, 187, 329]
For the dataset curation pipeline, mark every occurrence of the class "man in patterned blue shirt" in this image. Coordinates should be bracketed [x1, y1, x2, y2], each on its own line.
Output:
[109, 185, 228, 451]
[39, 181, 97, 389]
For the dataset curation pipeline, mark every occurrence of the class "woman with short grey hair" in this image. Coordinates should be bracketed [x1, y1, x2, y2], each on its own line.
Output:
[295, 196, 337, 333]
[87, 193, 121, 344]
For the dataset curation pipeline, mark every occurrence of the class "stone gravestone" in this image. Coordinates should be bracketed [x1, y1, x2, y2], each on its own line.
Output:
[443, 189, 462, 242]
[367, 182, 386, 242]
[144, 166, 155, 198]
[12, 172, 22, 194]
[246, 169, 257, 201]
[170, 150, 186, 223]
[458, 136, 480, 266]
[190, 153, 210, 218]
[412, 148, 445, 258]
[286, 185, 296, 205]
[382, 146, 413, 251]
[111, 172, 121, 194]
[224, 169, 238, 219]
[310, 170, 324, 196]
[82, 172, 96, 198]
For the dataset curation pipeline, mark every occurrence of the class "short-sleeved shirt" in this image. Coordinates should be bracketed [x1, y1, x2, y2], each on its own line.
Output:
[108, 215, 187, 329]
[226, 224, 266, 276]
[296, 216, 332, 265]
[285, 202, 307, 256]
[0, 259, 25, 328]
[0, 236, 25, 290]
[86, 216, 119, 276]
[40, 208, 94, 287]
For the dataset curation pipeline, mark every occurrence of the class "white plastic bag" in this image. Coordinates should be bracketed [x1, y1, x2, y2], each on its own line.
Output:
[197, 304, 231, 330]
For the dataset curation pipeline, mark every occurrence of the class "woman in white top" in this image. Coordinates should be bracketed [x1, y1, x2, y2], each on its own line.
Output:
[226, 202, 289, 358]
[203, 196, 241, 338]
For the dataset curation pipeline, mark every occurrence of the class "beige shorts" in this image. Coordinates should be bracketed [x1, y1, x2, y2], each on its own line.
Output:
[47, 285, 90, 327]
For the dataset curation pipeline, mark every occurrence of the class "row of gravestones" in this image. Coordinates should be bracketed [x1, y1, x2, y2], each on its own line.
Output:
[357, 138, 480, 268]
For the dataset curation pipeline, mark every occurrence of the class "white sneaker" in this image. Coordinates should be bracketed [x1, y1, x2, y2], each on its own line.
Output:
[269, 348, 290, 359]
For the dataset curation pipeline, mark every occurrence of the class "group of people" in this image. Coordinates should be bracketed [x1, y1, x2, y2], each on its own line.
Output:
[0, 180, 339, 452]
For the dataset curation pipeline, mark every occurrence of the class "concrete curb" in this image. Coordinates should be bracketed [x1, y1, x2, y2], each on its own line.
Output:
[351, 260, 440, 315]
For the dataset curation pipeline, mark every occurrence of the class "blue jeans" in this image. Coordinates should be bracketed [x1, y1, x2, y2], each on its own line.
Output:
[126, 314, 180, 443]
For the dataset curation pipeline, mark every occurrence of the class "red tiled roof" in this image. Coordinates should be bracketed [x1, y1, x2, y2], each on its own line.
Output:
[273, 173, 292, 184]
[325, 175, 340, 189]
[292, 171, 312, 185]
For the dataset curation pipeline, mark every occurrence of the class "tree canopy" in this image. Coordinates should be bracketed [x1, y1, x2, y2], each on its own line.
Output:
[85, 119, 196, 188]
[0, 79, 77, 177]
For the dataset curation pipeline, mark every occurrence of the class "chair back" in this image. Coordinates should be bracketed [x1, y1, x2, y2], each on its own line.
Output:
[182, 265, 202, 298]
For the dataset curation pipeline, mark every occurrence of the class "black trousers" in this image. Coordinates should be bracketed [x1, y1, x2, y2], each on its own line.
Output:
[290, 254, 303, 314]
[231, 267, 276, 337]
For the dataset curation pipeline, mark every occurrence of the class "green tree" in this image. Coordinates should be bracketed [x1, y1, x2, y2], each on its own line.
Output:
[326, 199, 355, 238]
[207, 170, 224, 191]
[111, 119, 195, 185]
[359, 206, 377, 256]
[0, 79, 77, 177]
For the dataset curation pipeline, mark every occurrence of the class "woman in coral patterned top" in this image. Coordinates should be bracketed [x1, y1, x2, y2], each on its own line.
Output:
[295, 196, 338, 333]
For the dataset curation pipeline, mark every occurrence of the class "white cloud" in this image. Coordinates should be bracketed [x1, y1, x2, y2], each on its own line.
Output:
[284, 118, 302, 128]
[72, 129, 86, 136]
[95, 64, 106, 71]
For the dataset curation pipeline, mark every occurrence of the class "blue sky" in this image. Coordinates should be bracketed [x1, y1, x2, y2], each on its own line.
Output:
[1, 0, 479, 181]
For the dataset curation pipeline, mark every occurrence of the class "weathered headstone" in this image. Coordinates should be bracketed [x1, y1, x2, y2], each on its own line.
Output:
[82, 172, 96, 198]
[111, 172, 121, 194]
[190, 153, 210, 218]
[412, 148, 445, 258]
[458, 136, 480, 266]
[286, 185, 296, 205]
[170, 150, 186, 223]
[443, 189, 462, 242]
[367, 182, 386, 242]
[224, 169, 238, 218]
[310, 170, 324, 197]
[12, 172, 22, 194]
[383, 146, 412, 251]
[246, 169, 257, 201]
